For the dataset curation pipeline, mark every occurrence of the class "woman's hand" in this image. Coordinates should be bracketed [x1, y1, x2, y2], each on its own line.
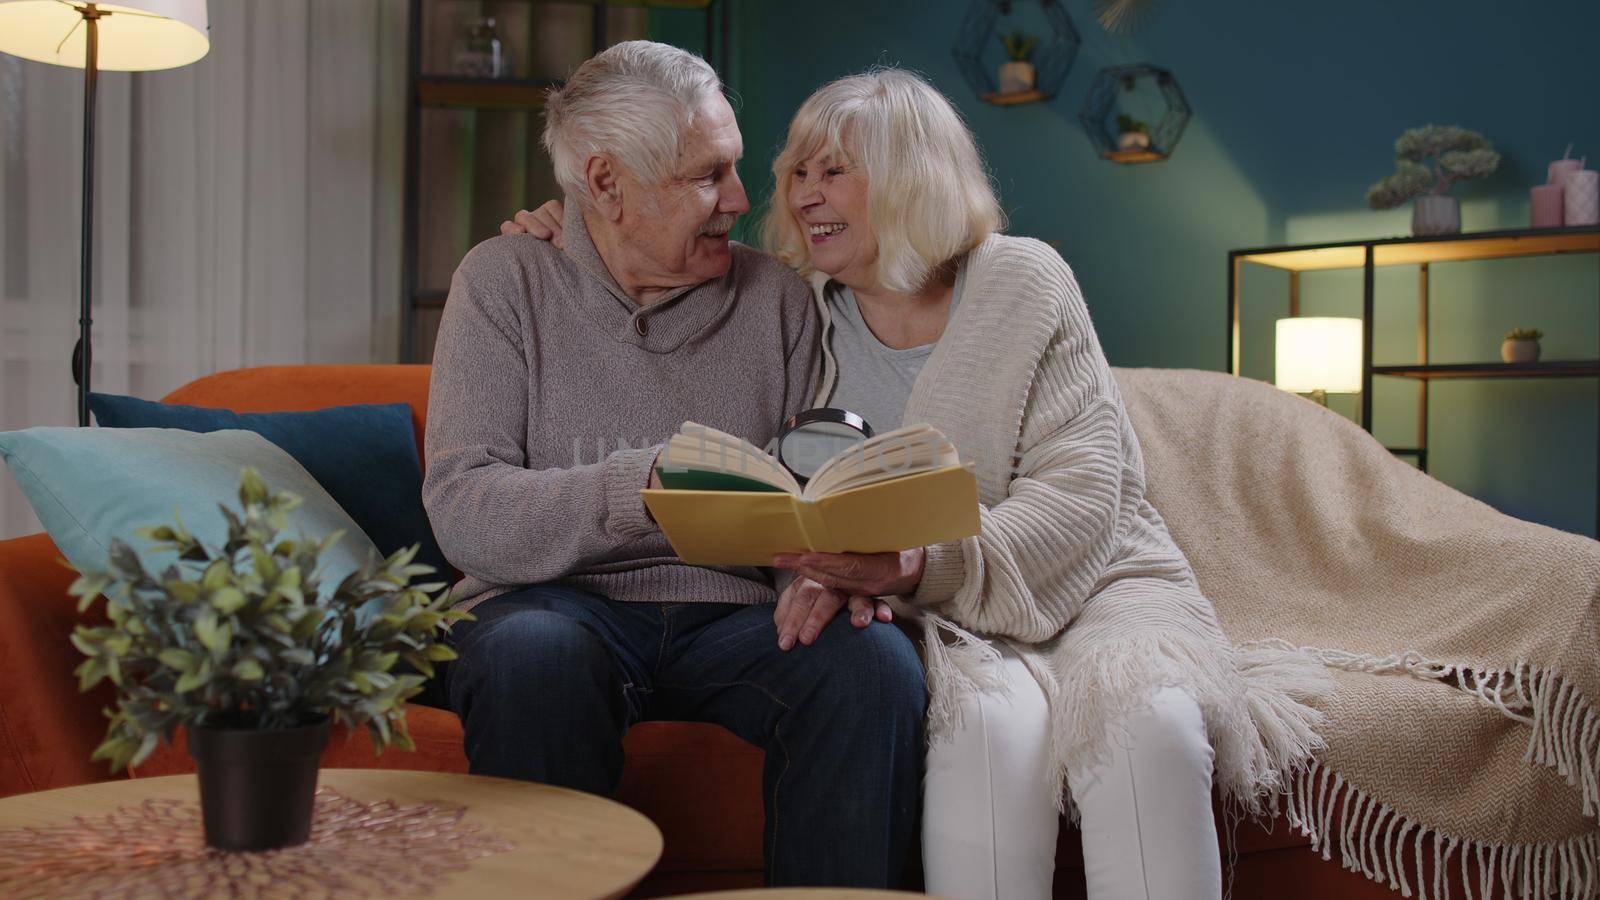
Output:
[774, 576, 893, 651]
[772, 549, 926, 599]
[499, 199, 566, 248]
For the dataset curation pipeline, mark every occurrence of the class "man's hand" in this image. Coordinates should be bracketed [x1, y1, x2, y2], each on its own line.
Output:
[500, 200, 567, 248]
[772, 549, 926, 598]
[774, 576, 891, 651]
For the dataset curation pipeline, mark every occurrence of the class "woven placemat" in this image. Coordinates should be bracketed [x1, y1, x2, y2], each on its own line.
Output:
[0, 787, 515, 899]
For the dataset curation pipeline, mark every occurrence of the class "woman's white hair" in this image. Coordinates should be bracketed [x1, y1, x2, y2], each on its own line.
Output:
[543, 41, 723, 204]
[760, 68, 1004, 293]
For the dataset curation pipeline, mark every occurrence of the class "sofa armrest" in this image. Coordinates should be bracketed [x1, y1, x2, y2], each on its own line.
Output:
[0, 533, 117, 797]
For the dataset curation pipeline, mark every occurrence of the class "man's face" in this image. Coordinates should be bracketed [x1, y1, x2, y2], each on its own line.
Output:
[619, 93, 748, 288]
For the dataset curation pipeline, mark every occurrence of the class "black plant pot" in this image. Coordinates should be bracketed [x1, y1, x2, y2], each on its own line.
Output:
[187, 717, 330, 852]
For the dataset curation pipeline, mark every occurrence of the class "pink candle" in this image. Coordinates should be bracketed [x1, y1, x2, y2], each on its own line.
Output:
[1532, 184, 1565, 227]
[1549, 158, 1584, 186]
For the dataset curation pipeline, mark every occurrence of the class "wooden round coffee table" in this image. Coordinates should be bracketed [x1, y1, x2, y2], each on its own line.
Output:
[0, 768, 662, 899]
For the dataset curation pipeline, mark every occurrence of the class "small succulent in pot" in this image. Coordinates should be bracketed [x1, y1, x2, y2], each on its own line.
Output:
[1501, 327, 1543, 364]
[1116, 113, 1152, 151]
[70, 467, 470, 850]
[997, 30, 1038, 94]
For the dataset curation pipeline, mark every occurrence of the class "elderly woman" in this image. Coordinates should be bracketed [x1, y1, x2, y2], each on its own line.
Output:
[509, 68, 1328, 900]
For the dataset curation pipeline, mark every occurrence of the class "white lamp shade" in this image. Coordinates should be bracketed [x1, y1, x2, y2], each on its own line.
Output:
[0, 1, 207, 71]
[1275, 317, 1363, 394]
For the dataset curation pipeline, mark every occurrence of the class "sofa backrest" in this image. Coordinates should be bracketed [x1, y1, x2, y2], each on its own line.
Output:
[162, 365, 433, 466]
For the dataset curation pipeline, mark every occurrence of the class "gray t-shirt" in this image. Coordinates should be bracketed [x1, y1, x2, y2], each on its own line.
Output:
[825, 263, 965, 434]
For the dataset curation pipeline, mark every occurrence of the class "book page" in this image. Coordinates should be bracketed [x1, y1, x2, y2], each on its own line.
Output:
[658, 422, 801, 495]
[801, 424, 961, 500]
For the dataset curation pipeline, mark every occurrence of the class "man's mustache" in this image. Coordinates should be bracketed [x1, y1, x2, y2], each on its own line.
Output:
[700, 212, 738, 236]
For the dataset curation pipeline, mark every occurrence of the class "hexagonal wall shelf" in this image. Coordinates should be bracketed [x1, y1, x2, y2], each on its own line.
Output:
[1078, 63, 1190, 163]
[952, 0, 1081, 107]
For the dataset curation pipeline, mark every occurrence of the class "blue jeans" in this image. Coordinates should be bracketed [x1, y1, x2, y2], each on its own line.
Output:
[442, 585, 928, 888]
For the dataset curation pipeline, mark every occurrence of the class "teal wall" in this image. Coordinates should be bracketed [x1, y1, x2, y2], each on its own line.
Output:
[725, 0, 1600, 537]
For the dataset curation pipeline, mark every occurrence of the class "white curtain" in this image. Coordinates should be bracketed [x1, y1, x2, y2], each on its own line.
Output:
[0, 0, 408, 540]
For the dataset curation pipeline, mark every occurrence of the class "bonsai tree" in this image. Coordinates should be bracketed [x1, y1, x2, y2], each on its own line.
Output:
[1367, 125, 1500, 209]
[998, 30, 1038, 62]
[70, 468, 469, 770]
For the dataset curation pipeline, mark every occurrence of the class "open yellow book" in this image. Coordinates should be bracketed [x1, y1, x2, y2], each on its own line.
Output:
[641, 421, 980, 567]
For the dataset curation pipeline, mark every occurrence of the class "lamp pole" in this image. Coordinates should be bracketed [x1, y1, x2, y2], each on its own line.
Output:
[0, 1, 209, 424]
[70, 3, 105, 427]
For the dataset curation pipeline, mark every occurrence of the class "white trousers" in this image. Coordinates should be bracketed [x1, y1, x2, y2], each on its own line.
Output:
[921, 647, 1220, 900]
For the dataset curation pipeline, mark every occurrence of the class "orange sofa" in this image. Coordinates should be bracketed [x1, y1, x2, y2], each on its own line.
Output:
[0, 364, 1405, 898]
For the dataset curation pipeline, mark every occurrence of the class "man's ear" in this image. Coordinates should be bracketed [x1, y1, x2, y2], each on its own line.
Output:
[584, 155, 624, 222]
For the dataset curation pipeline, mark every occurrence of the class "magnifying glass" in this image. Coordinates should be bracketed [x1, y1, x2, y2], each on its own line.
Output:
[775, 408, 874, 485]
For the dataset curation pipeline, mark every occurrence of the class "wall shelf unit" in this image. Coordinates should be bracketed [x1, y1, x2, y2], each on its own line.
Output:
[980, 89, 1049, 106]
[416, 76, 562, 109]
[1099, 148, 1167, 165]
[1227, 224, 1600, 535]
[401, 0, 724, 363]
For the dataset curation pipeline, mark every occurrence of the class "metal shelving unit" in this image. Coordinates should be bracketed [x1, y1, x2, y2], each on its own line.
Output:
[401, 0, 724, 362]
[1228, 225, 1600, 534]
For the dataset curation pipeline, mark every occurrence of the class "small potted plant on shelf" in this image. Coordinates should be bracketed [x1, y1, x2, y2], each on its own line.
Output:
[1501, 327, 1544, 363]
[997, 30, 1038, 94]
[1116, 113, 1152, 152]
[70, 468, 468, 852]
[1366, 124, 1501, 237]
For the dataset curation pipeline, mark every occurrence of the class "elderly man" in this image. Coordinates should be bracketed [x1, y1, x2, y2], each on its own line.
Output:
[422, 41, 926, 888]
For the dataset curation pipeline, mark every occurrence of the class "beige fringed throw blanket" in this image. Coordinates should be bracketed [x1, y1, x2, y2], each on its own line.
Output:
[1117, 367, 1600, 900]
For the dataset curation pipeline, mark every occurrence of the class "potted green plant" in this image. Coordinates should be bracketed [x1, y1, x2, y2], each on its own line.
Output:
[997, 30, 1038, 94]
[1501, 327, 1544, 364]
[1367, 124, 1500, 236]
[70, 468, 468, 852]
[1116, 113, 1152, 152]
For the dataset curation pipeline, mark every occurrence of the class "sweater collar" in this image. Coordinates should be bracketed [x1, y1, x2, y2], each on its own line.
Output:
[560, 196, 697, 320]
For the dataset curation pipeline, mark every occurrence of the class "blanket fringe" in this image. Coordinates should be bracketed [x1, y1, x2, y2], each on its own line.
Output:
[1276, 758, 1600, 899]
[1246, 642, 1600, 823]
[1243, 641, 1600, 897]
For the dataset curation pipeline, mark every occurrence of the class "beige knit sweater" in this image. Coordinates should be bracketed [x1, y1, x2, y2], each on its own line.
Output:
[810, 233, 1334, 813]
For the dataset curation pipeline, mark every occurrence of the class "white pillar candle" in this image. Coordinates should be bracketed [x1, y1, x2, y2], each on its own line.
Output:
[1565, 170, 1599, 226]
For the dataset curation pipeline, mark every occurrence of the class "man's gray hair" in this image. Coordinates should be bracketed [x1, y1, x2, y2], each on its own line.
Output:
[543, 41, 723, 203]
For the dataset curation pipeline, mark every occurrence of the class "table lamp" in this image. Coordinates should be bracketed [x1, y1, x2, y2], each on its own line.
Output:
[1275, 317, 1362, 406]
[0, 1, 208, 426]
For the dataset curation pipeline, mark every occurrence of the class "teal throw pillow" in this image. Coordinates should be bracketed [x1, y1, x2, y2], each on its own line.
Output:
[86, 393, 448, 578]
[0, 427, 379, 586]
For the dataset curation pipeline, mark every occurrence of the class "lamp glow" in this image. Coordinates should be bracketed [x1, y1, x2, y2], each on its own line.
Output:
[1275, 317, 1363, 396]
[0, 1, 208, 71]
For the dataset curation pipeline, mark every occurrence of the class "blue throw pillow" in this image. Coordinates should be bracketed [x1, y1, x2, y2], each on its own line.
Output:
[87, 393, 448, 578]
[0, 427, 378, 586]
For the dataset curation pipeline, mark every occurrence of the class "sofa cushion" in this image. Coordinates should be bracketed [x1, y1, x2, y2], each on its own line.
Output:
[88, 392, 448, 578]
[0, 426, 378, 585]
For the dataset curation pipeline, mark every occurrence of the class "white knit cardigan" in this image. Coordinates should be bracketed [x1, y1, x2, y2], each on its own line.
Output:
[809, 234, 1333, 813]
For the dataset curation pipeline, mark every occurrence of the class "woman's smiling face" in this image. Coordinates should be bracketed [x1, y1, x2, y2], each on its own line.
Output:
[786, 148, 878, 288]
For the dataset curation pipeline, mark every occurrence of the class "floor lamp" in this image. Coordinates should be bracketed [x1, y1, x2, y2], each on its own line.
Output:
[0, 1, 208, 426]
